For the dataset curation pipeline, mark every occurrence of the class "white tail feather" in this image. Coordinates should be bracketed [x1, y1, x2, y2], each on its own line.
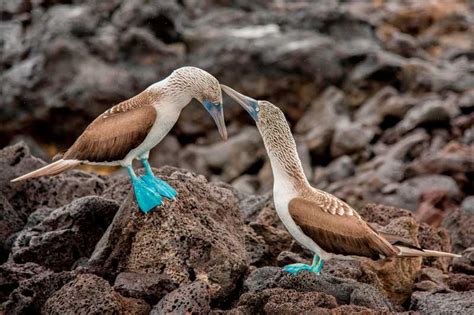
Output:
[11, 159, 80, 182]
[397, 246, 461, 258]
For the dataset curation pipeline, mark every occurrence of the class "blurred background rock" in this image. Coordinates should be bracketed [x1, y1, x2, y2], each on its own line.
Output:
[1, 0, 473, 224]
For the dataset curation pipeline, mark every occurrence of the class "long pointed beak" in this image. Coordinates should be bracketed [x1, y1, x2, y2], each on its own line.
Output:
[204, 101, 228, 140]
[221, 84, 259, 121]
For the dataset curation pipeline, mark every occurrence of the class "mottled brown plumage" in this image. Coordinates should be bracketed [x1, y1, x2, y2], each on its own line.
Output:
[288, 197, 398, 259]
[222, 84, 461, 261]
[63, 91, 157, 163]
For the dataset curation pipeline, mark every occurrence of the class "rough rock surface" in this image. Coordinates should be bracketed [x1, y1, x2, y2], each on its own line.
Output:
[41, 274, 150, 315]
[411, 291, 474, 315]
[113, 272, 178, 305]
[1, 0, 473, 313]
[243, 267, 393, 311]
[87, 167, 248, 301]
[150, 280, 210, 315]
[11, 196, 119, 271]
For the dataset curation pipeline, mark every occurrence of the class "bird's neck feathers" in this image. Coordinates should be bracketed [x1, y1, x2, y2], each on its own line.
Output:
[259, 114, 309, 193]
[146, 77, 190, 109]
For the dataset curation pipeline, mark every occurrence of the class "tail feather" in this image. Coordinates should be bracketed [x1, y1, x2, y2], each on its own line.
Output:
[11, 159, 80, 182]
[397, 246, 461, 258]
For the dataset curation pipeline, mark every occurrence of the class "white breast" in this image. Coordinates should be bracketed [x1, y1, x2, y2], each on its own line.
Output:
[121, 102, 181, 166]
[270, 154, 329, 259]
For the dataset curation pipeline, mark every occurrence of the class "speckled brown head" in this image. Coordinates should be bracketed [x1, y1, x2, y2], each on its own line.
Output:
[221, 84, 308, 185]
[163, 67, 227, 139]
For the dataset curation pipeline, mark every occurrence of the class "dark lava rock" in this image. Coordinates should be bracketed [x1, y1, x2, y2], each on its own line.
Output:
[451, 247, 474, 275]
[235, 288, 338, 314]
[150, 281, 210, 315]
[442, 208, 474, 253]
[418, 223, 454, 270]
[0, 143, 108, 245]
[0, 262, 45, 302]
[11, 196, 119, 271]
[41, 273, 150, 315]
[113, 271, 178, 305]
[87, 167, 248, 300]
[4, 271, 74, 315]
[446, 272, 474, 291]
[358, 203, 413, 226]
[0, 195, 24, 261]
[410, 291, 474, 315]
[243, 267, 393, 311]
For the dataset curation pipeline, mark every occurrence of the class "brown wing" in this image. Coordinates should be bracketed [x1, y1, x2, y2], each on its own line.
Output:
[289, 197, 399, 259]
[63, 92, 157, 163]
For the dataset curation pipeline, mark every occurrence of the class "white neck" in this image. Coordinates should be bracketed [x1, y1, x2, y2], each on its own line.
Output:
[147, 77, 193, 110]
[259, 124, 309, 198]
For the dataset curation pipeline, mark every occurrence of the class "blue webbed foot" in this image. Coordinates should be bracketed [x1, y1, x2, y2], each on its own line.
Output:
[140, 159, 177, 200]
[283, 255, 324, 275]
[283, 263, 313, 275]
[132, 177, 163, 213]
[141, 174, 177, 200]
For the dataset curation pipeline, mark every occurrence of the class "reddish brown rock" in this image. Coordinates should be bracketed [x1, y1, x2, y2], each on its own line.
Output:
[88, 167, 248, 300]
[42, 274, 150, 314]
[151, 281, 210, 315]
[113, 272, 178, 305]
[442, 208, 474, 253]
[357, 203, 413, 226]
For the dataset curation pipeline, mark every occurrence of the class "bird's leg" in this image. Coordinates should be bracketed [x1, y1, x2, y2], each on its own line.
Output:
[127, 165, 162, 213]
[140, 159, 177, 200]
[283, 254, 323, 275]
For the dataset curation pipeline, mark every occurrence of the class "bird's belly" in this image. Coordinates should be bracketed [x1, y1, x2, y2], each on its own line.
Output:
[121, 113, 177, 165]
[274, 193, 328, 258]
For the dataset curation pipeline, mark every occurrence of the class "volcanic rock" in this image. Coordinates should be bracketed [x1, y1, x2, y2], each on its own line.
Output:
[150, 280, 210, 315]
[41, 274, 150, 315]
[87, 167, 248, 300]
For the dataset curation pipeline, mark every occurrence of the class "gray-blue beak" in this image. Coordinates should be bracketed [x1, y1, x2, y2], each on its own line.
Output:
[221, 84, 259, 121]
[203, 100, 228, 140]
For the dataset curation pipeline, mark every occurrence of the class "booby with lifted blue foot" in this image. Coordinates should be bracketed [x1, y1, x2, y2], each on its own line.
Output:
[222, 84, 460, 275]
[11, 67, 228, 213]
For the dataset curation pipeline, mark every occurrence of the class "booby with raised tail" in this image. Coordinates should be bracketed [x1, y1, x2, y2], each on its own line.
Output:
[221, 84, 460, 275]
[12, 67, 228, 213]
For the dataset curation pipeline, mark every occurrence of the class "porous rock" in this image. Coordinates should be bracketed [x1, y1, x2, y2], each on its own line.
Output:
[0, 262, 46, 302]
[442, 208, 474, 253]
[150, 280, 210, 315]
[410, 291, 474, 315]
[11, 196, 119, 271]
[235, 288, 338, 314]
[0, 142, 108, 226]
[4, 271, 74, 315]
[360, 217, 422, 306]
[113, 271, 178, 305]
[243, 267, 393, 311]
[41, 273, 150, 315]
[88, 167, 248, 300]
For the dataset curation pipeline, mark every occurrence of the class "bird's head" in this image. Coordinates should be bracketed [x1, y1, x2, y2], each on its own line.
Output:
[221, 84, 286, 129]
[170, 67, 227, 140]
[221, 84, 262, 121]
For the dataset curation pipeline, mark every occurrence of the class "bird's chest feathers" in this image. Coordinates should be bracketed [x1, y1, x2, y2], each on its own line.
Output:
[143, 105, 180, 148]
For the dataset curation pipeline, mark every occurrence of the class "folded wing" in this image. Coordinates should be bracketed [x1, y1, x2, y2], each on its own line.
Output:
[289, 197, 399, 259]
[63, 92, 157, 163]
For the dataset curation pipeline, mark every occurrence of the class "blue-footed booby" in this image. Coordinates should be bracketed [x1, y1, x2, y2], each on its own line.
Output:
[221, 84, 461, 275]
[11, 67, 228, 213]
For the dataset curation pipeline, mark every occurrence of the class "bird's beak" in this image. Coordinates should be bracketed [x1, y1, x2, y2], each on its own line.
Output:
[221, 84, 259, 121]
[203, 100, 228, 140]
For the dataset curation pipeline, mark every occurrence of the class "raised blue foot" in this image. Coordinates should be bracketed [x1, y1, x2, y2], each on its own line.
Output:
[283, 255, 324, 275]
[141, 159, 177, 199]
[127, 166, 163, 213]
